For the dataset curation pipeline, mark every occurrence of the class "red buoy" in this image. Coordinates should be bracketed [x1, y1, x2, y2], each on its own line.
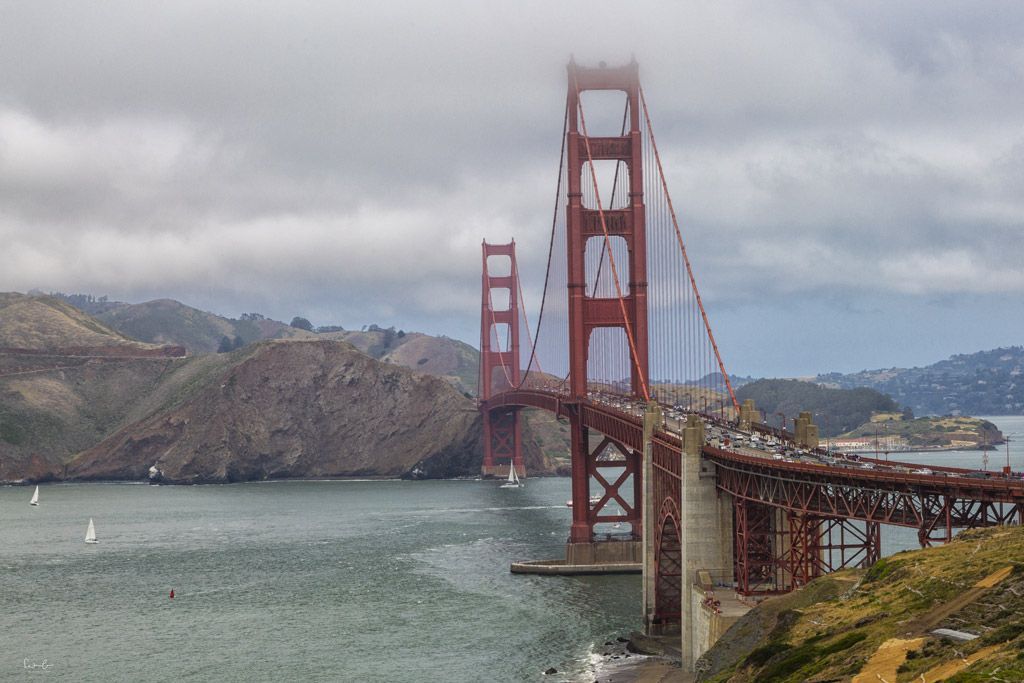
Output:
[169, 589, 175, 599]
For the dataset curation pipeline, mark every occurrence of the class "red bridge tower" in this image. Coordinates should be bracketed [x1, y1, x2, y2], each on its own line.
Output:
[565, 59, 648, 560]
[479, 241, 524, 478]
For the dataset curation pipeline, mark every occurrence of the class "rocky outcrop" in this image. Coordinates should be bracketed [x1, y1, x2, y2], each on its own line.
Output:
[67, 340, 494, 483]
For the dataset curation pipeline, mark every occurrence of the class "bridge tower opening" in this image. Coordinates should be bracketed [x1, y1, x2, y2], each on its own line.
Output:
[479, 241, 524, 478]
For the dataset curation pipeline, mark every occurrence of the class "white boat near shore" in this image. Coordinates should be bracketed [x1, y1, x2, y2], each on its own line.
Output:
[500, 465, 523, 489]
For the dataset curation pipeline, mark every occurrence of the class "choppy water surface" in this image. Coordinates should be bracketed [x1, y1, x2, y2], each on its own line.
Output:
[2, 477, 639, 682]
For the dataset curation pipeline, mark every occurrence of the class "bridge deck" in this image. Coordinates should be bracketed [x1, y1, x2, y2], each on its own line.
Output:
[485, 388, 1024, 508]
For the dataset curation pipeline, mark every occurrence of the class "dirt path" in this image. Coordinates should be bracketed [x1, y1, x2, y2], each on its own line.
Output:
[852, 566, 1014, 682]
[905, 565, 1014, 633]
[851, 637, 925, 683]
[920, 644, 1004, 680]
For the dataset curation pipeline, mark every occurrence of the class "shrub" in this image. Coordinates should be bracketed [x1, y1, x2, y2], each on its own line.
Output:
[744, 641, 791, 667]
[982, 622, 1024, 645]
[820, 631, 867, 655]
[864, 558, 898, 583]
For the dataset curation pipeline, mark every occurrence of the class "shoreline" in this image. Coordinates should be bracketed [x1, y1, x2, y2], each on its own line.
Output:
[577, 634, 690, 683]
[1, 472, 574, 486]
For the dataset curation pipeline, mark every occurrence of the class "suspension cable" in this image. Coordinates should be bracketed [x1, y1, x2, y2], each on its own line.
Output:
[521, 95, 569, 392]
[639, 85, 739, 412]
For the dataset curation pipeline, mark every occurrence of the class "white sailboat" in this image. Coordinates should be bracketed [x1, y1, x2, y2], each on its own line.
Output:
[500, 464, 524, 489]
[29, 485, 39, 506]
[84, 518, 98, 544]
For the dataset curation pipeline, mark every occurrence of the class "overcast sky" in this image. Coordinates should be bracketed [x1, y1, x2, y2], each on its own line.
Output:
[1, 1, 1022, 376]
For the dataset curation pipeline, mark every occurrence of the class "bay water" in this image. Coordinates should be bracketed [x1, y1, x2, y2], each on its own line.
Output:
[2, 477, 638, 682]
[6, 416, 1023, 681]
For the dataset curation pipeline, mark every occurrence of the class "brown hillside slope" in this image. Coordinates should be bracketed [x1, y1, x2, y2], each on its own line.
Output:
[0, 351, 252, 481]
[66, 339, 535, 483]
[320, 329, 478, 394]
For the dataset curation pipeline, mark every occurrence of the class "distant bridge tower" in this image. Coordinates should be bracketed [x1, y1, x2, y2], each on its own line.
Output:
[479, 241, 524, 478]
[564, 59, 649, 559]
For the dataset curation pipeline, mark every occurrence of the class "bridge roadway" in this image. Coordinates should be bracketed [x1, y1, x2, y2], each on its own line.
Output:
[484, 388, 1024, 535]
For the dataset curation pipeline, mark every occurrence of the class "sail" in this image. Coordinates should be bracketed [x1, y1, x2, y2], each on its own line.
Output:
[85, 518, 97, 543]
[29, 486, 39, 505]
[501, 463, 523, 488]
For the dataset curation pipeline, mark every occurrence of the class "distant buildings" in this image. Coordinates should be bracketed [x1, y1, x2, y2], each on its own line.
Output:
[829, 435, 908, 453]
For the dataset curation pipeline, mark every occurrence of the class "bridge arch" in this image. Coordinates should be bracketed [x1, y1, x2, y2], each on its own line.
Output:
[652, 498, 683, 632]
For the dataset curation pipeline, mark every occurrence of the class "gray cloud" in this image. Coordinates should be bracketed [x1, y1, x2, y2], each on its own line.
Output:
[1, 1, 1022, 375]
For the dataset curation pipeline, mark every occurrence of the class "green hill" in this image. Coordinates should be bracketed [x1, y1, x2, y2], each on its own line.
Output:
[88, 299, 317, 354]
[698, 525, 1024, 682]
[736, 378, 900, 437]
[817, 346, 1024, 416]
[841, 413, 1003, 450]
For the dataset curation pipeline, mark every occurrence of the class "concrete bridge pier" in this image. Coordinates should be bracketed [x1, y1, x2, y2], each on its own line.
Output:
[644, 411, 735, 671]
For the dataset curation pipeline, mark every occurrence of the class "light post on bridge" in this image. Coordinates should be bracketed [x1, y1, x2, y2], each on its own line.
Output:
[1006, 434, 1015, 475]
[816, 413, 830, 453]
[776, 412, 786, 436]
[883, 422, 890, 463]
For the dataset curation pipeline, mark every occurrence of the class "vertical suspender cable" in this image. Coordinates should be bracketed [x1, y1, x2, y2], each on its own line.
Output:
[639, 86, 739, 412]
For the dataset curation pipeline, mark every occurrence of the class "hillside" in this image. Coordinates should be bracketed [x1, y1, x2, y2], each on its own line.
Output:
[0, 350, 239, 480]
[54, 294, 483, 393]
[322, 326, 479, 394]
[59, 296, 318, 354]
[1, 293, 568, 482]
[841, 413, 1003, 451]
[818, 346, 1024, 416]
[66, 339, 517, 483]
[0, 292, 162, 352]
[736, 378, 900, 437]
[1, 334, 556, 483]
[698, 525, 1024, 682]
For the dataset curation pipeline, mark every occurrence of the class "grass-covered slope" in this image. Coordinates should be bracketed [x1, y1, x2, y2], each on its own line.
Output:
[698, 525, 1024, 682]
[92, 298, 317, 353]
[0, 292, 153, 351]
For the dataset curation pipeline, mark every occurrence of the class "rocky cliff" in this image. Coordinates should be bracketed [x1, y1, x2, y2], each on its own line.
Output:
[2, 291, 561, 483]
[65, 340, 549, 483]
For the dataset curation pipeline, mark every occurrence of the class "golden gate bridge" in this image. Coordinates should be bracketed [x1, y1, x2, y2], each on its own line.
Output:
[477, 59, 1024, 669]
